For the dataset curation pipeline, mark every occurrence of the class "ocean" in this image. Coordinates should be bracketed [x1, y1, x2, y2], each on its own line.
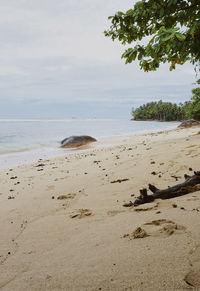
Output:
[0, 119, 179, 168]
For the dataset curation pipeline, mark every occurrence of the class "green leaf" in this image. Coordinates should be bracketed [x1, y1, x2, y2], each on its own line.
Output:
[190, 23, 198, 34]
[175, 33, 186, 41]
[168, 27, 179, 33]
[116, 11, 124, 17]
[160, 8, 164, 17]
[168, 0, 174, 7]
[149, 35, 157, 44]
[125, 9, 133, 16]
[166, 44, 171, 52]
[161, 33, 174, 42]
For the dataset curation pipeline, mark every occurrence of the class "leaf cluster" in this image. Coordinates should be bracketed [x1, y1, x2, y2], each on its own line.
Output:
[104, 0, 200, 71]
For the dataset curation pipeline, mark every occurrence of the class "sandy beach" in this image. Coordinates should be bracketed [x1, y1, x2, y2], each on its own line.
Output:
[0, 126, 200, 290]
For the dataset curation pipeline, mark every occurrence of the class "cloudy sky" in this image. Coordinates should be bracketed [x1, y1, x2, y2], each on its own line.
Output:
[0, 0, 197, 119]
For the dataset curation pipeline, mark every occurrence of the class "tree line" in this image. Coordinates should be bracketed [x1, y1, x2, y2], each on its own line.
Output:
[132, 80, 200, 121]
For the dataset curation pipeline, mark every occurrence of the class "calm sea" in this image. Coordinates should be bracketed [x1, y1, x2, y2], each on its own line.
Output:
[0, 119, 179, 168]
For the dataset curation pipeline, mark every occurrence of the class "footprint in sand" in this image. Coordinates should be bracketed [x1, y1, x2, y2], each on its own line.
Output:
[70, 209, 93, 219]
[123, 227, 148, 239]
[144, 219, 186, 237]
[133, 202, 159, 212]
[184, 245, 200, 288]
[107, 210, 125, 217]
[123, 219, 186, 240]
[46, 185, 55, 191]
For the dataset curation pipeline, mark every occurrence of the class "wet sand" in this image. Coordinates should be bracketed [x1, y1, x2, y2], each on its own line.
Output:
[0, 126, 200, 290]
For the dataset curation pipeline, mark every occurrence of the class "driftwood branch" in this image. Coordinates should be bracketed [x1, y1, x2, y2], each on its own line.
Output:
[132, 171, 200, 206]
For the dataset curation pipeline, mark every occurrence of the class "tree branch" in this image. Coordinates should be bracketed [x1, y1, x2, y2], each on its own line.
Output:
[132, 171, 200, 206]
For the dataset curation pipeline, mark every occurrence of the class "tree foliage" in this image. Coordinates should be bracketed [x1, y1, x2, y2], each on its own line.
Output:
[132, 100, 185, 121]
[132, 80, 200, 121]
[184, 79, 200, 120]
[104, 0, 200, 72]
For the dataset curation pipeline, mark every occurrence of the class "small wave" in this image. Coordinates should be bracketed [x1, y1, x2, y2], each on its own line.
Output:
[0, 135, 18, 142]
[0, 118, 115, 123]
[0, 146, 40, 155]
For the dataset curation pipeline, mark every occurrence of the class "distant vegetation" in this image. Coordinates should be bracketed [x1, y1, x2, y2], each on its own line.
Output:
[132, 101, 184, 121]
[184, 81, 200, 121]
[132, 80, 200, 121]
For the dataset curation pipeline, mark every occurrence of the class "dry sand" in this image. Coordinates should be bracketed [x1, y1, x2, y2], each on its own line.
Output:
[0, 126, 200, 290]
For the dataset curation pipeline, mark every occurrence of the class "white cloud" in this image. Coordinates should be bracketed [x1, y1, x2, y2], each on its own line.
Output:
[0, 0, 134, 60]
[0, 0, 197, 118]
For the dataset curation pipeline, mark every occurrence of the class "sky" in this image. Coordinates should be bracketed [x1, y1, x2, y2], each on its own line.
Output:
[0, 0, 197, 119]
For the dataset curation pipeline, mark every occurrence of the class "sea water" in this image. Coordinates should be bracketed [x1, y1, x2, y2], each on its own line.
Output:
[0, 119, 179, 168]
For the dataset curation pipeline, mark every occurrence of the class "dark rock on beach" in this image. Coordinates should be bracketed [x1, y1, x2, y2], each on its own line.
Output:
[60, 135, 97, 148]
[178, 120, 200, 128]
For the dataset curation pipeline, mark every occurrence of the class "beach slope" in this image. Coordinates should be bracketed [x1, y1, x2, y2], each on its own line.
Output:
[0, 127, 200, 290]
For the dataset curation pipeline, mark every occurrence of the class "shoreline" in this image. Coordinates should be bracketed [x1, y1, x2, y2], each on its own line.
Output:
[0, 123, 179, 170]
[131, 118, 182, 122]
[0, 126, 200, 290]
